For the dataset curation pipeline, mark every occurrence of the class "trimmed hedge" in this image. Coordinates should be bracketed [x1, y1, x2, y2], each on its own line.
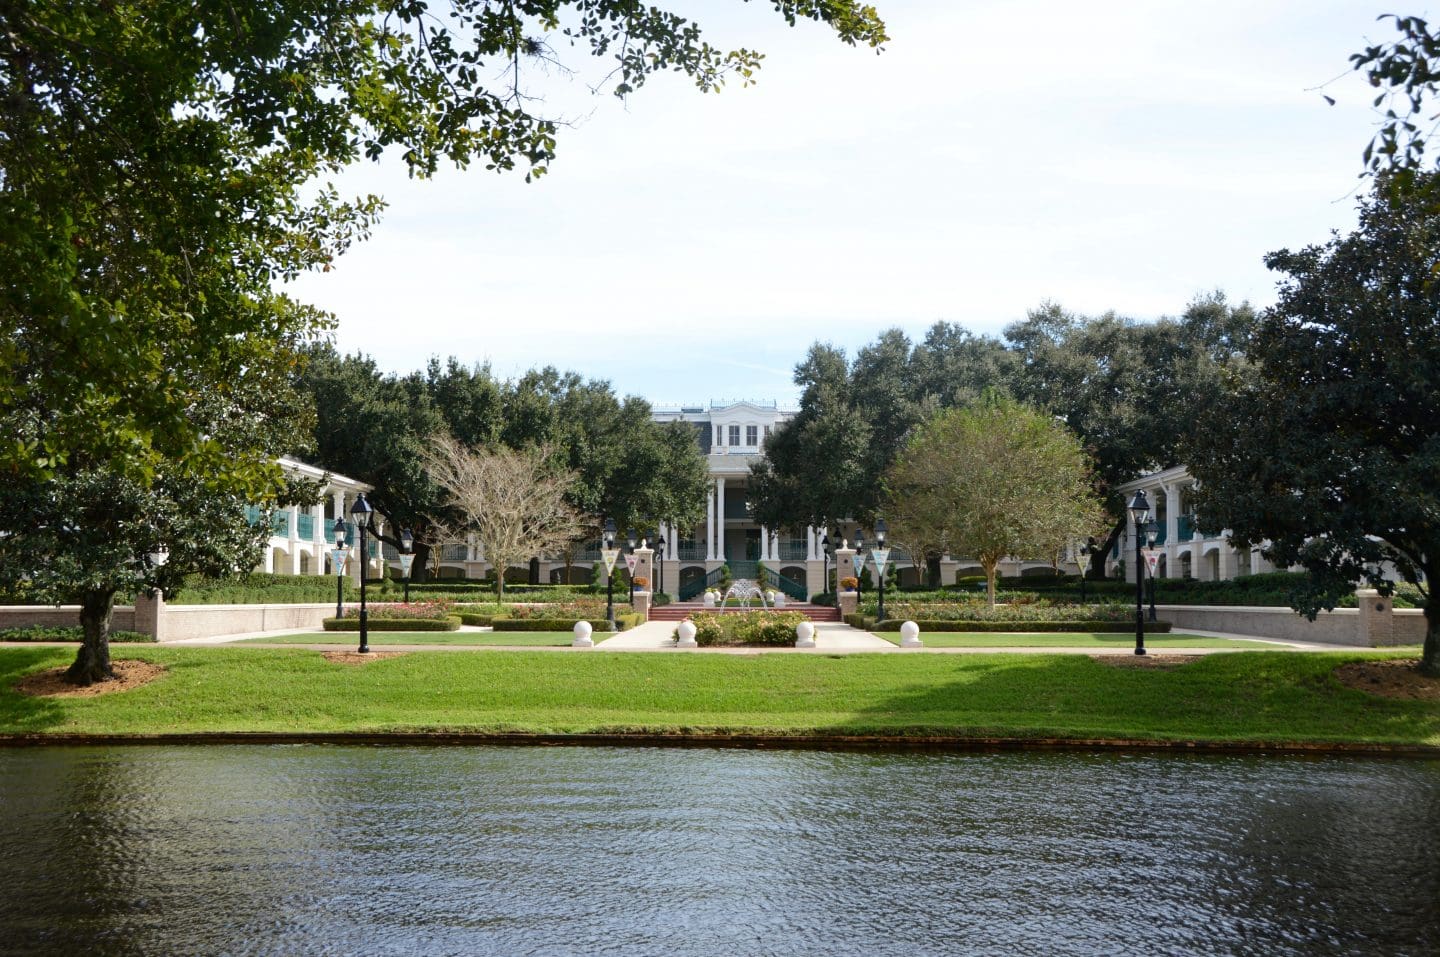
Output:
[457, 612, 501, 627]
[0, 626, 155, 643]
[871, 619, 1173, 633]
[322, 617, 462, 632]
[491, 612, 644, 633]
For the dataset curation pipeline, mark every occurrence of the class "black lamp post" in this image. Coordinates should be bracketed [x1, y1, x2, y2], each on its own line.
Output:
[350, 494, 374, 654]
[854, 531, 865, 607]
[655, 533, 666, 599]
[875, 518, 888, 624]
[626, 528, 637, 605]
[1143, 518, 1160, 622]
[332, 520, 348, 619]
[400, 527, 415, 603]
[1127, 490, 1151, 656]
[603, 518, 617, 628]
[821, 533, 832, 606]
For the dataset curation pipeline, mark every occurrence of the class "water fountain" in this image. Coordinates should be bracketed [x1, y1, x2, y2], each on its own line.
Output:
[719, 579, 769, 610]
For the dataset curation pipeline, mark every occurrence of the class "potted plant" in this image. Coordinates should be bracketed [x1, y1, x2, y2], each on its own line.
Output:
[840, 576, 859, 592]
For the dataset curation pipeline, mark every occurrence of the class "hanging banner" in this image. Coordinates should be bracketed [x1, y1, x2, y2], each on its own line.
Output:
[624, 553, 638, 574]
[1142, 548, 1161, 576]
[871, 548, 891, 578]
[330, 549, 349, 577]
[601, 548, 620, 576]
[398, 554, 415, 577]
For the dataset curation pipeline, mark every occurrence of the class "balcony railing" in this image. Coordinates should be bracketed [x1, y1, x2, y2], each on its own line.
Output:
[677, 544, 706, 561]
[778, 541, 809, 561]
[1178, 515, 1195, 542]
[296, 513, 315, 540]
[440, 544, 468, 561]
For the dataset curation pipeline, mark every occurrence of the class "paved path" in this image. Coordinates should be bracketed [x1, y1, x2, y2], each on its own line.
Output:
[599, 619, 917, 653]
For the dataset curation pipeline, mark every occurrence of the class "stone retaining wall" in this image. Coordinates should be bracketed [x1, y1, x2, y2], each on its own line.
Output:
[1157, 595, 1426, 647]
[0, 605, 137, 632]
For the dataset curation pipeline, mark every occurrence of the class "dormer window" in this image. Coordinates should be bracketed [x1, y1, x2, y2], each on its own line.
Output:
[746, 425, 757, 446]
[729, 425, 741, 446]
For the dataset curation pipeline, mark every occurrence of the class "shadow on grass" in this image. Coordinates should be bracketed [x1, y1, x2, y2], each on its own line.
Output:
[0, 648, 74, 734]
[820, 652, 1440, 745]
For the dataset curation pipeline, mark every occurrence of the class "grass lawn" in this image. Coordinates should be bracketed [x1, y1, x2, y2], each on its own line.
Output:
[1, 647, 1436, 746]
[239, 632, 587, 647]
[872, 632, 1275, 648]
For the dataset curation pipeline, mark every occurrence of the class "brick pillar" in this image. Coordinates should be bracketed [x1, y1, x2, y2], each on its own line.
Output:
[134, 591, 167, 643]
[1356, 588, 1397, 647]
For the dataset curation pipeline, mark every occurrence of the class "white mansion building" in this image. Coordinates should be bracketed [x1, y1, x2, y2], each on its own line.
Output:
[257, 404, 1268, 597]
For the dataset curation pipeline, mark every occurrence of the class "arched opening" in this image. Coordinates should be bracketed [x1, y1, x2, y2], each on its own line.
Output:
[551, 565, 593, 584]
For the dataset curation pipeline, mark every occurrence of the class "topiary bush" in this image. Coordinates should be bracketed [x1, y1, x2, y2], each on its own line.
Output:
[676, 611, 807, 646]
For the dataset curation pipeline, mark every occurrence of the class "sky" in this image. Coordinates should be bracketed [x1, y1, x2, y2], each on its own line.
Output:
[285, 0, 1418, 408]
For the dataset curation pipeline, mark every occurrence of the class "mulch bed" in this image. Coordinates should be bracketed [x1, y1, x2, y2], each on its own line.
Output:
[1334, 659, 1440, 701]
[15, 660, 166, 698]
[321, 651, 408, 665]
[1089, 653, 1194, 670]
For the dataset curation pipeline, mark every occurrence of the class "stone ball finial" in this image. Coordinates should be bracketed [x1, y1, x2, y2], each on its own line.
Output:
[795, 620, 816, 648]
[572, 620, 594, 648]
[677, 620, 698, 648]
[900, 620, 922, 648]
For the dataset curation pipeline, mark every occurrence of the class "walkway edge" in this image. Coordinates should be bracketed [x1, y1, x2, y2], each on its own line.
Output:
[1, 730, 1436, 758]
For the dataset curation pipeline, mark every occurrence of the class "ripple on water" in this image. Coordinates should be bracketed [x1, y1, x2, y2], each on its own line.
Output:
[0, 747, 1437, 956]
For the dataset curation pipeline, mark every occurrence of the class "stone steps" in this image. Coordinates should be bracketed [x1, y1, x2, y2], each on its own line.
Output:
[650, 603, 842, 623]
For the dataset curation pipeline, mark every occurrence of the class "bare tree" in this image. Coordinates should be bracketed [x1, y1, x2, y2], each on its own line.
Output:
[417, 514, 468, 582]
[421, 434, 586, 599]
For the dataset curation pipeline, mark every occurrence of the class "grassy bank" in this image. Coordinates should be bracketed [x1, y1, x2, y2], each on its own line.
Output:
[240, 632, 586, 647]
[1, 648, 1436, 746]
[873, 632, 1274, 648]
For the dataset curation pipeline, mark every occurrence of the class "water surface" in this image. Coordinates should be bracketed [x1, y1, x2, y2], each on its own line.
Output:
[1, 746, 1437, 956]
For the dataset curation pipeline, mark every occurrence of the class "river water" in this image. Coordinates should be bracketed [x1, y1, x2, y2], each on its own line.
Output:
[1, 746, 1437, 956]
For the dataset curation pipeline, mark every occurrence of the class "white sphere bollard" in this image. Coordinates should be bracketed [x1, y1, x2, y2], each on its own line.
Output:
[702, 591, 716, 608]
[795, 620, 816, 648]
[676, 620, 698, 648]
[899, 620, 923, 648]
[572, 620, 594, 648]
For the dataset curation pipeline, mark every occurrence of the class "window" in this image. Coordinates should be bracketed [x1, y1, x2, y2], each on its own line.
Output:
[764, 426, 771, 441]
[729, 425, 741, 446]
[746, 425, 757, 446]
[715, 426, 723, 446]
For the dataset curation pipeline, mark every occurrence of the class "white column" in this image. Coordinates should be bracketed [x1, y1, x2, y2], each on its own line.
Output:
[807, 525, 819, 561]
[263, 546, 274, 574]
[760, 524, 769, 562]
[286, 505, 298, 541]
[668, 523, 678, 560]
[311, 503, 324, 543]
[715, 478, 726, 562]
[705, 487, 716, 561]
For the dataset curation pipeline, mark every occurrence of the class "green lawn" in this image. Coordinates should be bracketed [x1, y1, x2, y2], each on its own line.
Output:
[239, 631, 586, 647]
[0, 647, 1436, 746]
[873, 632, 1274, 648]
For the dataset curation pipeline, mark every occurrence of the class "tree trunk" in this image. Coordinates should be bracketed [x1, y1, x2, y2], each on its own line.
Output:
[1422, 600, 1439, 678]
[66, 589, 118, 686]
[926, 554, 941, 589]
[411, 542, 432, 582]
[983, 558, 998, 610]
[1090, 519, 1125, 579]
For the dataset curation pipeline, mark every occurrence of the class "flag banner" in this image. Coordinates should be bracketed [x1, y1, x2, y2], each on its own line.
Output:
[330, 549, 349, 576]
[601, 548, 620, 576]
[398, 554, 415, 576]
[1143, 548, 1161, 575]
[624, 554, 638, 573]
[871, 548, 890, 578]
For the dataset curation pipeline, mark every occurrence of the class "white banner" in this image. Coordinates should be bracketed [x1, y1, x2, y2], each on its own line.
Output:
[624, 553, 638, 573]
[330, 549, 349, 577]
[398, 554, 415, 577]
[601, 548, 620, 576]
[1142, 548, 1161, 576]
[871, 548, 890, 578]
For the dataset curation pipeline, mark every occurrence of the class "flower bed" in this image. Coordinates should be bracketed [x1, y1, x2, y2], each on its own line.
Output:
[876, 600, 1138, 623]
[868, 618, 1172, 633]
[334, 600, 456, 622]
[678, 611, 808, 647]
[0, 626, 154, 643]
[493, 612, 644, 633]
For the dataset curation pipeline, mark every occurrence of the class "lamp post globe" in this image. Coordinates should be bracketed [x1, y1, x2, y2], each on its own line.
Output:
[350, 494, 374, 654]
[1127, 490, 1151, 655]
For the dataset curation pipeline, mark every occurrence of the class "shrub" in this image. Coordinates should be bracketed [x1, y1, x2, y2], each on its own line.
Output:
[322, 617, 461, 632]
[0, 626, 154, 643]
[494, 618, 616, 632]
[652, 592, 672, 606]
[871, 619, 1173, 633]
[677, 611, 808, 647]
